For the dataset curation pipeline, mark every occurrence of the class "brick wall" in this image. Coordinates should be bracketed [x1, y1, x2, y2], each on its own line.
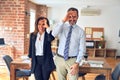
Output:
[36, 5, 48, 18]
[0, 0, 47, 58]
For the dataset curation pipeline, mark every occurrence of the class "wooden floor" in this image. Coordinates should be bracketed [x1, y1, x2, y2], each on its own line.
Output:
[0, 57, 120, 80]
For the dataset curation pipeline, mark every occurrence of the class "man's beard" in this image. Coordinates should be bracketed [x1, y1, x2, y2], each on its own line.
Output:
[69, 20, 77, 25]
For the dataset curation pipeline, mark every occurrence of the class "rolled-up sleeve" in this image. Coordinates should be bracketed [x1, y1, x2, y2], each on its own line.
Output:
[52, 21, 64, 37]
[76, 31, 86, 63]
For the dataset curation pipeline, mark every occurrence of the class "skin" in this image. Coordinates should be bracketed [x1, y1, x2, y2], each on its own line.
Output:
[62, 10, 79, 76]
[38, 19, 49, 35]
[62, 10, 78, 25]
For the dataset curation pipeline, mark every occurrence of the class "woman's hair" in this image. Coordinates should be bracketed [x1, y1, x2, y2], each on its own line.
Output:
[33, 17, 50, 35]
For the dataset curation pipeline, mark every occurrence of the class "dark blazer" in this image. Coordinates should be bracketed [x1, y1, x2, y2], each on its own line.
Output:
[28, 31, 55, 73]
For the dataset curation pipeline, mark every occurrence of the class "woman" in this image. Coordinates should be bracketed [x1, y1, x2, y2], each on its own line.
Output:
[28, 17, 55, 80]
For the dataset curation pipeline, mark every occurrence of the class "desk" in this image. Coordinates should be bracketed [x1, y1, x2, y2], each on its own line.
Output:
[10, 59, 30, 80]
[10, 59, 55, 80]
[79, 58, 112, 80]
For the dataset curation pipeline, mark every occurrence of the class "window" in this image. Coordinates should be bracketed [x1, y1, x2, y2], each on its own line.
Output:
[30, 9, 36, 33]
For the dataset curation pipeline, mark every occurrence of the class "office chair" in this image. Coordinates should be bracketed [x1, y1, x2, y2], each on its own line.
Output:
[95, 63, 120, 80]
[79, 72, 86, 80]
[3, 55, 31, 80]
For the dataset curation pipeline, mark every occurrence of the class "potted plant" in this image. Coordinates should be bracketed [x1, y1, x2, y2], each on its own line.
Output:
[98, 43, 103, 49]
[101, 35, 104, 40]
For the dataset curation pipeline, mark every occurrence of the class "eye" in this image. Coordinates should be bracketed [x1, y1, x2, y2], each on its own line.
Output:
[73, 16, 77, 18]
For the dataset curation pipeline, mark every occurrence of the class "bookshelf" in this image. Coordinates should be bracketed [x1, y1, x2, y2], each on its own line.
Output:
[85, 27, 106, 57]
[86, 40, 106, 57]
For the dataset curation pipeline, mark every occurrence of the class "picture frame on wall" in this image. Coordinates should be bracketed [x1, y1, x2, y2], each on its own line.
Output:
[85, 27, 104, 41]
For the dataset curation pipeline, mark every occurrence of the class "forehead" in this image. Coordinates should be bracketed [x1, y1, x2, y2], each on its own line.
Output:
[68, 10, 78, 15]
[38, 19, 45, 23]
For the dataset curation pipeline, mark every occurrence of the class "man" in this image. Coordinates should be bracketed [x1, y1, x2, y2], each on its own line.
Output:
[52, 7, 86, 80]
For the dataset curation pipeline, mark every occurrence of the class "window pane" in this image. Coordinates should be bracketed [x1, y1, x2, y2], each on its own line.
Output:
[30, 9, 35, 33]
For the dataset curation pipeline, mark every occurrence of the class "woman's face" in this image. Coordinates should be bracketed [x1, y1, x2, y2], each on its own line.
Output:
[38, 19, 46, 34]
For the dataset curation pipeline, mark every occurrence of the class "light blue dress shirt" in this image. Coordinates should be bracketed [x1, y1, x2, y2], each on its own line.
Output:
[52, 22, 86, 63]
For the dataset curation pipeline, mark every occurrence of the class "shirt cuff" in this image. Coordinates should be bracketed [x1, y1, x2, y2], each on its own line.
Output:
[75, 56, 83, 63]
[46, 27, 52, 34]
[75, 59, 80, 63]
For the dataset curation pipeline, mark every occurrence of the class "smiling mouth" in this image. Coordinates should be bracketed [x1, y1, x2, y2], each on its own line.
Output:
[69, 20, 76, 24]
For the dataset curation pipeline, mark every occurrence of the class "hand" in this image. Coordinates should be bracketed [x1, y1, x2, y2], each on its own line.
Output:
[43, 19, 49, 28]
[70, 63, 79, 75]
[62, 11, 74, 23]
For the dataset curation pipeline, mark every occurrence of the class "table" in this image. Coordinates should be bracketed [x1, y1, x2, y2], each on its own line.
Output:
[10, 59, 30, 80]
[79, 58, 112, 80]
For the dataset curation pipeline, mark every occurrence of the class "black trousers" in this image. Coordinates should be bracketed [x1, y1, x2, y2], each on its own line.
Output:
[34, 56, 51, 80]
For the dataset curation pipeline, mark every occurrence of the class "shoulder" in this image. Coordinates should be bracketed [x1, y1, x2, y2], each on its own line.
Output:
[30, 32, 37, 36]
[74, 25, 85, 37]
[74, 25, 84, 32]
[30, 32, 37, 39]
[62, 23, 71, 29]
[30, 32, 34, 36]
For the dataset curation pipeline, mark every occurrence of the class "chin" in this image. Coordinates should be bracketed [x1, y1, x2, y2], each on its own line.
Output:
[70, 23, 75, 25]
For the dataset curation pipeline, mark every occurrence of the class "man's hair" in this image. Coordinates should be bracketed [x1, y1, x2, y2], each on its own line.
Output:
[67, 7, 79, 16]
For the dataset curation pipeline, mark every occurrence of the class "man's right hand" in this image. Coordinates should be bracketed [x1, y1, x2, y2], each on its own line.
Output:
[62, 11, 74, 23]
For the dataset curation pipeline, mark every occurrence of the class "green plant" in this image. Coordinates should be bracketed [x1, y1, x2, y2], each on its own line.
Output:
[98, 43, 103, 48]
[100, 35, 104, 40]
[101, 35, 104, 38]
[98, 43, 102, 46]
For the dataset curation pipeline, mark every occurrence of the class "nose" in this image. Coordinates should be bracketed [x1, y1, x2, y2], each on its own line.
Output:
[69, 15, 74, 21]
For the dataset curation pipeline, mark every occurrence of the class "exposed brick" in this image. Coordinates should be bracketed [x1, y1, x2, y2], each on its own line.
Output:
[0, 0, 48, 59]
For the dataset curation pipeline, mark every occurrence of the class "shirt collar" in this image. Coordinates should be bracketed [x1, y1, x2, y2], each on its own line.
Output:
[69, 24, 76, 28]
[37, 32, 45, 37]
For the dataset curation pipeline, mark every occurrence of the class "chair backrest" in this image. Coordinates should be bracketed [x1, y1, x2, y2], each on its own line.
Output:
[112, 63, 120, 80]
[0, 38, 5, 45]
[3, 55, 13, 72]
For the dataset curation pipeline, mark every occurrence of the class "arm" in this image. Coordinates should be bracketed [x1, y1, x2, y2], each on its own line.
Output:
[42, 19, 55, 41]
[52, 11, 72, 37]
[42, 18, 63, 39]
[28, 33, 33, 58]
[47, 31, 55, 42]
[76, 31, 86, 63]
[70, 30, 86, 75]
[52, 22, 64, 37]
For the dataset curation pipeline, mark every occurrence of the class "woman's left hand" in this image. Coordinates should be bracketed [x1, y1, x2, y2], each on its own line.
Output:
[43, 19, 49, 28]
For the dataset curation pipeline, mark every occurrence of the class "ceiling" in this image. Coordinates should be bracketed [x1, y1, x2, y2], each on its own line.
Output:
[29, 0, 120, 7]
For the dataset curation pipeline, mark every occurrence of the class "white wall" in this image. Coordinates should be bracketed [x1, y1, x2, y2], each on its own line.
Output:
[48, 5, 120, 56]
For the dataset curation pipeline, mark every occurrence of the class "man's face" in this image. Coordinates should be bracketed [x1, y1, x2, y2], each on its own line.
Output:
[68, 10, 78, 25]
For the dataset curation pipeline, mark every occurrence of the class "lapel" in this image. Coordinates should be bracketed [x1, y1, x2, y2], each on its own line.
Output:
[32, 33, 37, 45]
[43, 31, 47, 55]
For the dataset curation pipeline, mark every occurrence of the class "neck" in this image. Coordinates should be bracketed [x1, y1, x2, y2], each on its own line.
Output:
[39, 31, 44, 35]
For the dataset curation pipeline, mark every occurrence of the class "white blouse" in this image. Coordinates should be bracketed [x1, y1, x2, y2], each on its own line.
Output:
[35, 32, 45, 56]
